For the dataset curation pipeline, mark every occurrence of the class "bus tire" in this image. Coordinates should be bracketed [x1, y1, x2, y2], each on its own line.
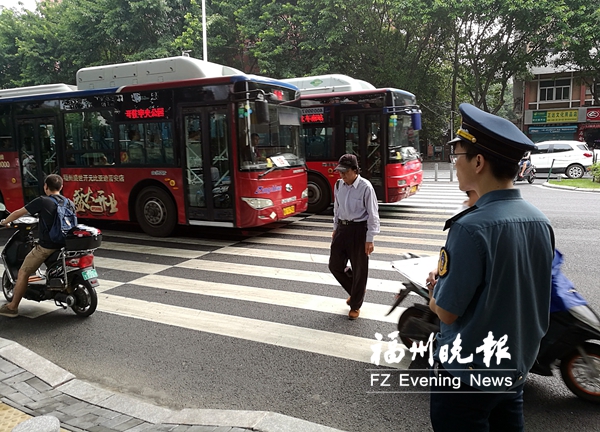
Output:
[135, 186, 177, 237]
[307, 174, 331, 214]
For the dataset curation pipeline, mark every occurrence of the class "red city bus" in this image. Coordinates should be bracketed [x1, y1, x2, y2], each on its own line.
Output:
[0, 56, 307, 236]
[283, 75, 423, 213]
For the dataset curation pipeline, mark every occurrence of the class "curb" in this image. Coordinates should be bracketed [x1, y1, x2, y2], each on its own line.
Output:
[0, 338, 344, 432]
[542, 182, 600, 193]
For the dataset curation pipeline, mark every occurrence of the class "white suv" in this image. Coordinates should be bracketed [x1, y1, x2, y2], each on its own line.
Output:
[530, 140, 594, 179]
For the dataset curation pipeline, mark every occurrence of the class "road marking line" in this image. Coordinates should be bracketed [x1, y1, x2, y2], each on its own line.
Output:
[94, 257, 170, 275]
[97, 293, 411, 368]
[100, 242, 210, 259]
[132, 274, 403, 323]
[175, 259, 401, 293]
[270, 228, 446, 246]
[289, 221, 447, 236]
[242, 236, 436, 256]
[213, 246, 398, 271]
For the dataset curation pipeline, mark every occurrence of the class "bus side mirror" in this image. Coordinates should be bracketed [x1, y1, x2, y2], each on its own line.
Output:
[411, 112, 422, 131]
[255, 99, 270, 124]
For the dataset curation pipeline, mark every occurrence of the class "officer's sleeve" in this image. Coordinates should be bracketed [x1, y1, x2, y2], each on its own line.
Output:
[433, 223, 484, 317]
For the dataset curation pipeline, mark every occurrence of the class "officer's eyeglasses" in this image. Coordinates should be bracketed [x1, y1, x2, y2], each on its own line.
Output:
[449, 152, 472, 164]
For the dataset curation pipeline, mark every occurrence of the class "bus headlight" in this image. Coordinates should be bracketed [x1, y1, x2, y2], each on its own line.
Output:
[301, 188, 308, 199]
[241, 197, 274, 210]
[397, 180, 407, 186]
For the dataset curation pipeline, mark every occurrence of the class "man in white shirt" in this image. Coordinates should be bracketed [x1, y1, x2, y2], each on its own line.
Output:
[329, 154, 380, 320]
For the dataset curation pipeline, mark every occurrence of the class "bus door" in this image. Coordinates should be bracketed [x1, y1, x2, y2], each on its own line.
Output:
[342, 112, 383, 199]
[16, 117, 58, 204]
[182, 107, 233, 223]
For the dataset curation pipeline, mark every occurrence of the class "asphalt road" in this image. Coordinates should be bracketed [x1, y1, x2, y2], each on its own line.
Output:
[0, 181, 599, 432]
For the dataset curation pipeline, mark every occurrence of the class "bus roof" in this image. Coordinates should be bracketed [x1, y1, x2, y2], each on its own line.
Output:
[76, 56, 245, 90]
[0, 83, 77, 99]
[0, 75, 298, 105]
[281, 74, 375, 95]
[300, 88, 417, 107]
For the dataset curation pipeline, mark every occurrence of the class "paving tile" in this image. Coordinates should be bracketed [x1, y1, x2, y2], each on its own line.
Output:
[45, 410, 76, 423]
[54, 393, 82, 406]
[65, 412, 102, 428]
[26, 376, 53, 392]
[169, 426, 190, 432]
[0, 382, 15, 396]
[26, 397, 61, 410]
[35, 402, 66, 415]
[89, 427, 119, 432]
[124, 423, 154, 432]
[58, 400, 91, 416]
[99, 414, 135, 428]
[3, 371, 34, 385]
[114, 417, 145, 431]
[0, 369, 24, 382]
[212, 428, 233, 432]
[0, 358, 20, 373]
[12, 381, 42, 399]
[4, 391, 34, 406]
[143, 425, 176, 432]
[90, 405, 122, 420]
[186, 427, 218, 432]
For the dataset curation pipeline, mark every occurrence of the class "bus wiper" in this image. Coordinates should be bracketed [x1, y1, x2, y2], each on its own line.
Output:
[258, 165, 281, 179]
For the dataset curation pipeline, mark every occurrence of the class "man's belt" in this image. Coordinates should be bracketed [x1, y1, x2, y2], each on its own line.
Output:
[338, 219, 367, 226]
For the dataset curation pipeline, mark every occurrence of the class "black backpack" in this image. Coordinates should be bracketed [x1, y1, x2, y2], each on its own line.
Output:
[44, 195, 78, 245]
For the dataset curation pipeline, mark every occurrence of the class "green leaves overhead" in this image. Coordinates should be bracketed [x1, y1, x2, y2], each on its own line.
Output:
[0, 0, 593, 143]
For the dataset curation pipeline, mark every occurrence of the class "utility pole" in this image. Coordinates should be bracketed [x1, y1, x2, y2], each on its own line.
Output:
[202, 0, 208, 61]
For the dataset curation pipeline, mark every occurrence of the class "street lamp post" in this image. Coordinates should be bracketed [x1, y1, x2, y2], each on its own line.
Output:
[202, 0, 207, 61]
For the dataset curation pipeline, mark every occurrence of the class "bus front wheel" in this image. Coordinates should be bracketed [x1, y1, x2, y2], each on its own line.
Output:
[307, 175, 331, 214]
[135, 187, 177, 237]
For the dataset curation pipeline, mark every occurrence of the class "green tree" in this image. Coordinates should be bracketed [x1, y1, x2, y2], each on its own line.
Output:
[443, 0, 567, 114]
[555, 3, 600, 105]
[0, 8, 26, 88]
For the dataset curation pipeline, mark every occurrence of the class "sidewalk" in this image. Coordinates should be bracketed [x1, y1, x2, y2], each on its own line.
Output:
[0, 338, 343, 432]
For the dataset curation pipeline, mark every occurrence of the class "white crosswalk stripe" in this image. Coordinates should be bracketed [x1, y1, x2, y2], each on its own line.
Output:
[0, 180, 459, 368]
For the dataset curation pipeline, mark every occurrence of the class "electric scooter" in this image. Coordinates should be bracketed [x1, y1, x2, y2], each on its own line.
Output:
[389, 252, 600, 403]
[0, 204, 101, 317]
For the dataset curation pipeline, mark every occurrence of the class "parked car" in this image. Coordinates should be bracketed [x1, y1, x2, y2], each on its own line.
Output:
[530, 140, 594, 179]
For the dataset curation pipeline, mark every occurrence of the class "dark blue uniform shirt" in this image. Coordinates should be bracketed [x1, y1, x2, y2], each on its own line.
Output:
[433, 189, 554, 390]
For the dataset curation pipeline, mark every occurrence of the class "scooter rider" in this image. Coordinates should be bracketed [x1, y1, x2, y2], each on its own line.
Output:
[518, 151, 531, 178]
[0, 174, 68, 318]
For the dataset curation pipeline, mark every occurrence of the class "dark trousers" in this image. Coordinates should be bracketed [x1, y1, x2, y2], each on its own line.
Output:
[429, 367, 525, 432]
[328, 223, 368, 310]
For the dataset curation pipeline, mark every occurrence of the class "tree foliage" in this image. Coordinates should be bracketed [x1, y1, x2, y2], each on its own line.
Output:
[0, 0, 594, 144]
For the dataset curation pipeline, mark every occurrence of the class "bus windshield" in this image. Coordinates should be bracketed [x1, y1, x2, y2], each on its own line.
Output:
[238, 104, 304, 170]
[387, 113, 420, 163]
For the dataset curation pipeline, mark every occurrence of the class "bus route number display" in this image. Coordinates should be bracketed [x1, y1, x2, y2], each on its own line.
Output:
[301, 108, 326, 124]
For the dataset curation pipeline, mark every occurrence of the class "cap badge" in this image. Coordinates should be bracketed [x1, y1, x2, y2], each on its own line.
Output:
[457, 128, 477, 143]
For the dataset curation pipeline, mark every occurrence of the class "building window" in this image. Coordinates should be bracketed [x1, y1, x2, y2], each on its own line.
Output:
[539, 79, 571, 101]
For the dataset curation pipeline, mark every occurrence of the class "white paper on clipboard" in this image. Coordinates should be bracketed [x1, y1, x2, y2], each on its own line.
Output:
[391, 256, 439, 290]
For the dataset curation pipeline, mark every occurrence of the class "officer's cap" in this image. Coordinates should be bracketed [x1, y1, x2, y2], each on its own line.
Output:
[449, 103, 535, 163]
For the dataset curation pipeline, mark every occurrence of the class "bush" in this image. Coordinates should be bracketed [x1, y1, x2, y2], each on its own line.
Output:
[590, 162, 600, 183]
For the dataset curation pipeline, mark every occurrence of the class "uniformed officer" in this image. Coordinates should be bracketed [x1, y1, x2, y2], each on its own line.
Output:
[329, 154, 380, 320]
[427, 104, 555, 432]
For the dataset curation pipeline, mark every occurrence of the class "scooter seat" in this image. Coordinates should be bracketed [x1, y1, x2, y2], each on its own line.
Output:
[44, 250, 62, 267]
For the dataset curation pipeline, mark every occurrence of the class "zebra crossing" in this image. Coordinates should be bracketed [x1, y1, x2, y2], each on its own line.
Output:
[2, 181, 466, 369]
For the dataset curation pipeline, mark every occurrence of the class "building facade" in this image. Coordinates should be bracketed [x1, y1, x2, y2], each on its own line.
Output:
[518, 65, 600, 149]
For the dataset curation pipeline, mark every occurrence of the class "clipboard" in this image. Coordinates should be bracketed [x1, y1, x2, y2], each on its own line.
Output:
[391, 256, 439, 292]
